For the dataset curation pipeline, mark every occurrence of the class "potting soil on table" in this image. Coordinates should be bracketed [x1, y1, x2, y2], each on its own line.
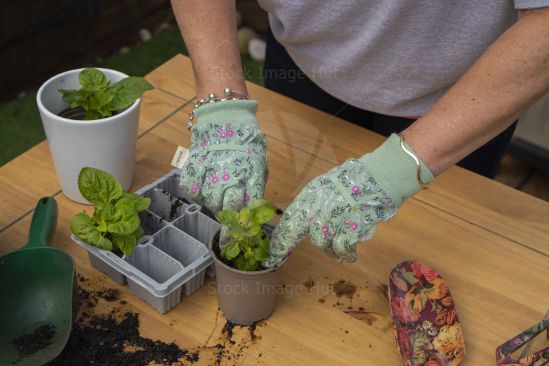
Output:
[47, 279, 195, 365]
[47, 275, 266, 365]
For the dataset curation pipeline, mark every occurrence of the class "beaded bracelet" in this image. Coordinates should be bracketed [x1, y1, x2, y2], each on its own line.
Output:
[187, 88, 249, 129]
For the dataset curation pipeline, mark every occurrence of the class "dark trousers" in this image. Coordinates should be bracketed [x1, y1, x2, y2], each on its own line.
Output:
[263, 28, 516, 179]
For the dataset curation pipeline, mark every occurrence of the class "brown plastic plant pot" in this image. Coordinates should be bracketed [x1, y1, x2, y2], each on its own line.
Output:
[211, 225, 288, 325]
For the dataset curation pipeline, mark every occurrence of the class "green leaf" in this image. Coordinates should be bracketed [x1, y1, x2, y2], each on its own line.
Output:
[59, 88, 78, 103]
[121, 192, 151, 212]
[59, 70, 150, 121]
[98, 203, 120, 222]
[108, 76, 152, 110]
[244, 247, 254, 259]
[90, 90, 113, 109]
[71, 212, 94, 236]
[59, 88, 96, 111]
[218, 199, 276, 271]
[107, 216, 139, 235]
[71, 212, 112, 250]
[107, 203, 140, 235]
[242, 224, 261, 237]
[235, 256, 247, 270]
[112, 234, 137, 256]
[254, 238, 269, 261]
[96, 221, 108, 233]
[132, 225, 145, 240]
[254, 246, 268, 261]
[59, 89, 83, 107]
[216, 210, 239, 226]
[79, 68, 110, 92]
[239, 207, 252, 225]
[223, 242, 241, 261]
[85, 109, 104, 120]
[78, 167, 122, 205]
[72, 167, 149, 257]
[229, 229, 244, 240]
[252, 206, 275, 225]
[115, 197, 138, 211]
[235, 256, 258, 271]
[93, 236, 112, 250]
[247, 256, 259, 268]
[247, 199, 272, 210]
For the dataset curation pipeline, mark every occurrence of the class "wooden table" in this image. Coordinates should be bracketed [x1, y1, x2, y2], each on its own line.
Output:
[1, 54, 549, 365]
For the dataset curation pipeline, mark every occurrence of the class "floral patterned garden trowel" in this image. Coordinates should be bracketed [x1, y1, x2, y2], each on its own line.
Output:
[389, 261, 465, 366]
[496, 310, 549, 366]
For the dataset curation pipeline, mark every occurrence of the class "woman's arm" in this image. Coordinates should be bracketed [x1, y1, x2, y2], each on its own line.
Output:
[402, 7, 549, 176]
[171, 0, 247, 99]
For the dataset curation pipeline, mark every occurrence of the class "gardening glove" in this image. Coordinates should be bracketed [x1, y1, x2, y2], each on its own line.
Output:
[262, 134, 434, 267]
[180, 99, 268, 213]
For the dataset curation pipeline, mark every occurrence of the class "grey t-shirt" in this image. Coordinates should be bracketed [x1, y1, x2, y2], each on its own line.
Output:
[257, 0, 549, 117]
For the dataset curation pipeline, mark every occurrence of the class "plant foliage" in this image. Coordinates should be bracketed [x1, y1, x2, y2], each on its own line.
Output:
[59, 68, 152, 120]
[71, 167, 150, 256]
[216, 199, 275, 271]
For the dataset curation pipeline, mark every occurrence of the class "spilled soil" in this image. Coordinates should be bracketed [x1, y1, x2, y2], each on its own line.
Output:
[303, 278, 315, 290]
[48, 311, 194, 365]
[209, 318, 266, 365]
[342, 310, 378, 326]
[47, 275, 265, 365]
[332, 279, 357, 297]
[94, 288, 120, 302]
[48, 278, 196, 365]
[12, 324, 56, 357]
[314, 278, 384, 328]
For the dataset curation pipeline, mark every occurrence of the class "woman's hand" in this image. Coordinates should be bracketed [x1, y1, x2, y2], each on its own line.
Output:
[263, 134, 433, 267]
[173, 0, 261, 213]
[180, 99, 267, 213]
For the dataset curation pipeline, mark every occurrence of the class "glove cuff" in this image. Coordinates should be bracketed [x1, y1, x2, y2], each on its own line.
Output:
[194, 99, 258, 126]
[359, 134, 434, 208]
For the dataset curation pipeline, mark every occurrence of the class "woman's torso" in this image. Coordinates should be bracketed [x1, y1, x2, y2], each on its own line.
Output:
[258, 0, 517, 116]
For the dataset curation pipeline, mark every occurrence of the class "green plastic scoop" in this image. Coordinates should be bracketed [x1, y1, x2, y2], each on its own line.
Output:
[0, 197, 75, 365]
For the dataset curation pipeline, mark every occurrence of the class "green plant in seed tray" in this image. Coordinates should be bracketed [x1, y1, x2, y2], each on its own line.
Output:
[216, 199, 276, 271]
[71, 167, 150, 256]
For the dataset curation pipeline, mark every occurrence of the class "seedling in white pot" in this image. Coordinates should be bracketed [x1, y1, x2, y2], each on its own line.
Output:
[37, 68, 152, 203]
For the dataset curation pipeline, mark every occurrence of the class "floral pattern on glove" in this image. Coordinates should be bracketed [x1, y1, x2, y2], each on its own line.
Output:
[389, 261, 465, 366]
[262, 158, 396, 267]
[180, 107, 267, 213]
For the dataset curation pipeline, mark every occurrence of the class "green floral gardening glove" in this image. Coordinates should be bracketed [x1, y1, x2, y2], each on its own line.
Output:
[262, 134, 434, 267]
[180, 99, 268, 213]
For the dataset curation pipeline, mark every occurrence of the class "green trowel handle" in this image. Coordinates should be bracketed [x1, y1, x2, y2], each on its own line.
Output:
[26, 197, 58, 248]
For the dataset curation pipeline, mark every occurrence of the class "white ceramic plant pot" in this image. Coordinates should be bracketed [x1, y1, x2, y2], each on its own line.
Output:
[37, 68, 141, 203]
